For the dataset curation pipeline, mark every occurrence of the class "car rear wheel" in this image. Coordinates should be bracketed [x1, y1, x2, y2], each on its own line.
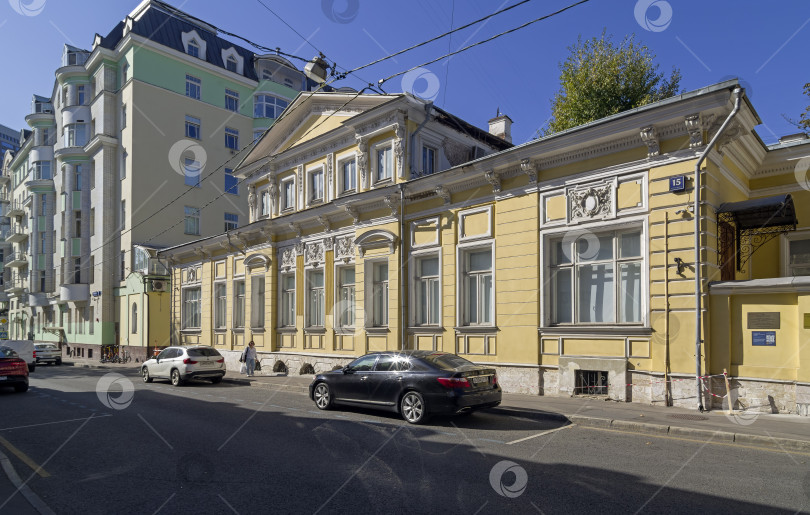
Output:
[170, 369, 183, 387]
[14, 383, 28, 393]
[55, 358, 62, 366]
[313, 383, 332, 410]
[400, 391, 428, 424]
[142, 367, 153, 383]
[211, 376, 223, 384]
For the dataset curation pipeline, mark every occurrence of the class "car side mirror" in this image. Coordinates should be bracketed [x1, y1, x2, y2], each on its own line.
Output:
[343, 366, 353, 374]
[155, 358, 160, 364]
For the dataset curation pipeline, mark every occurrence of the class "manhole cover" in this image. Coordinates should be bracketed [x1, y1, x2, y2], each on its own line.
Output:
[668, 414, 709, 421]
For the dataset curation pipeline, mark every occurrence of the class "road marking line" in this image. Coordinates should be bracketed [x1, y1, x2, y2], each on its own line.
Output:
[506, 424, 575, 445]
[0, 448, 55, 515]
[0, 436, 50, 478]
[477, 438, 505, 444]
[0, 414, 112, 432]
[137, 414, 173, 450]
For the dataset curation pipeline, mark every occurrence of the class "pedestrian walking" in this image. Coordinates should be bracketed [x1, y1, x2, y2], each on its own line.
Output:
[240, 341, 258, 377]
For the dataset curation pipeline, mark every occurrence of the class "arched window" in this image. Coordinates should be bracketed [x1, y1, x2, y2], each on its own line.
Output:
[131, 303, 137, 334]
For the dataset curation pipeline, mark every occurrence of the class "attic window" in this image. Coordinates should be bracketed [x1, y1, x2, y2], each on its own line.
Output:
[226, 56, 238, 73]
[187, 39, 200, 58]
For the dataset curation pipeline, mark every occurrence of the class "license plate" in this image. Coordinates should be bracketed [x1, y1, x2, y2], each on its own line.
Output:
[0, 376, 6, 381]
[471, 376, 488, 385]
[200, 362, 213, 367]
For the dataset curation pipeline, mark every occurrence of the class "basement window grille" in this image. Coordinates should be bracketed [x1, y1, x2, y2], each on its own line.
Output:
[575, 370, 608, 396]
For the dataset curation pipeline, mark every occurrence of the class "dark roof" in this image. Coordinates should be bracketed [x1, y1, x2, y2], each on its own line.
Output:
[717, 194, 798, 230]
[432, 105, 513, 151]
[98, 2, 259, 81]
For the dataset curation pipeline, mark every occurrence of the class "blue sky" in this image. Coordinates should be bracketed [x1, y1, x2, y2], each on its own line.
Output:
[0, 0, 808, 145]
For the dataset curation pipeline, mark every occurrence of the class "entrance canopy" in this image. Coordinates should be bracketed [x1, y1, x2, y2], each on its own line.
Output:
[717, 194, 797, 230]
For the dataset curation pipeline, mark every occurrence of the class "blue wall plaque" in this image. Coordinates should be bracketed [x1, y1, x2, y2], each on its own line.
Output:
[669, 175, 686, 192]
[752, 331, 776, 346]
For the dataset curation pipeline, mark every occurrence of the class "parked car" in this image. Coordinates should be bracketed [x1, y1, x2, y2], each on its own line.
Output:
[2, 340, 36, 372]
[0, 346, 29, 393]
[309, 351, 502, 424]
[141, 346, 225, 386]
[34, 343, 61, 366]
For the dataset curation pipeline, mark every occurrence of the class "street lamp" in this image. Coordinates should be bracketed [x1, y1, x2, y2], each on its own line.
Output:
[304, 53, 329, 84]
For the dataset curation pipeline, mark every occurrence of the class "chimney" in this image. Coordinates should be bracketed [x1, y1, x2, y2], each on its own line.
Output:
[488, 109, 513, 144]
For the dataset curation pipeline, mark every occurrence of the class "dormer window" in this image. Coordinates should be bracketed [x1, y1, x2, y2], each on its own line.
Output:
[262, 71, 272, 81]
[181, 30, 207, 61]
[187, 39, 200, 58]
[226, 56, 238, 73]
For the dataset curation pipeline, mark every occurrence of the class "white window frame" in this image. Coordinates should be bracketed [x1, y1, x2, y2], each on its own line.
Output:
[335, 263, 356, 331]
[372, 140, 394, 185]
[221, 47, 244, 75]
[281, 176, 295, 211]
[185, 115, 201, 140]
[308, 166, 324, 205]
[225, 127, 239, 150]
[337, 153, 357, 195]
[422, 145, 436, 177]
[250, 274, 265, 329]
[184, 158, 201, 187]
[181, 286, 202, 329]
[253, 93, 289, 119]
[184, 206, 200, 235]
[456, 241, 495, 327]
[259, 187, 271, 217]
[366, 259, 389, 327]
[781, 230, 810, 277]
[279, 271, 296, 328]
[224, 89, 239, 112]
[214, 281, 227, 329]
[185, 74, 201, 100]
[306, 268, 325, 328]
[182, 30, 206, 59]
[232, 279, 245, 329]
[224, 212, 238, 231]
[541, 219, 648, 327]
[410, 250, 442, 327]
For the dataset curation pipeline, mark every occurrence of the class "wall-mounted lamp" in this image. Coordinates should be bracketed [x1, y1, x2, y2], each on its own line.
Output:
[674, 257, 686, 274]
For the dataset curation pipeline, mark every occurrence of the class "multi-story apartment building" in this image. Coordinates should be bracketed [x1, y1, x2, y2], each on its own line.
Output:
[0, 0, 312, 359]
[162, 81, 810, 415]
[0, 123, 21, 154]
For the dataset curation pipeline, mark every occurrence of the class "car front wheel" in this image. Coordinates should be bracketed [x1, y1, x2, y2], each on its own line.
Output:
[142, 367, 153, 383]
[170, 369, 183, 387]
[313, 383, 332, 410]
[400, 391, 427, 424]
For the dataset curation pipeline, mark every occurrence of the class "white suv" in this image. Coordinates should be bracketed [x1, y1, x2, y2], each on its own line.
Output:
[141, 346, 225, 386]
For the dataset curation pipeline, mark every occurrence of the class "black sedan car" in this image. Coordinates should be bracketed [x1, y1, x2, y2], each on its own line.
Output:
[309, 351, 501, 424]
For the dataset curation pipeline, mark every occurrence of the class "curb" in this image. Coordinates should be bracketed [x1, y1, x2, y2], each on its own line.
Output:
[223, 377, 310, 394]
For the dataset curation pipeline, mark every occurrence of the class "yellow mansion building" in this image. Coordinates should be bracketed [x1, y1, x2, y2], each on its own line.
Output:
[160, 81, 810, 414]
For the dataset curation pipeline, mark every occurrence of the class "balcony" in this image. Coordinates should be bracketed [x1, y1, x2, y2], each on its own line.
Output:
[4, 252, 27, 268]
[0, 192, 8, 202]
[6, 225, 28, 243]
[60, 283, 89, 303]
[28, 292, 49, 307]
[7, 201, 24, 217]
[6, 273, 28, 294]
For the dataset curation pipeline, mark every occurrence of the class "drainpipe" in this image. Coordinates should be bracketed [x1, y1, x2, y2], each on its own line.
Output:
[409, 101, 433, 178]
[399, 182, 406, 351]
[694, 86, 742, 412]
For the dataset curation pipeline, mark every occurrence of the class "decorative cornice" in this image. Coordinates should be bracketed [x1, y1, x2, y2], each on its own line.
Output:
[383, 195, 400, 217]
[639, 126, 660, 157]
[520, 158, 538, 184]
[317, 215, 331, 231]
[684, 114, 703, 148]
[344, 204, 360, 225]
[288, 222, 302, 238]
[484, 170, 501, 193]
[434, 185, 451, 204]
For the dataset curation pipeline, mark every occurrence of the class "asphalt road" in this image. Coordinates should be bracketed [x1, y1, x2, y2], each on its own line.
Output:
[1, 366, 809, 514]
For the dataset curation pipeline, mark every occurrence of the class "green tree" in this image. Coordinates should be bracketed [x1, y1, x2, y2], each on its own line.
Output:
[544, 31, 682, 135]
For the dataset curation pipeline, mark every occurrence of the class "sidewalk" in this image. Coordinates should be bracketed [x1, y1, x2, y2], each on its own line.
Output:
[224, 372, 810, 453]
[63, 360, 810, 452]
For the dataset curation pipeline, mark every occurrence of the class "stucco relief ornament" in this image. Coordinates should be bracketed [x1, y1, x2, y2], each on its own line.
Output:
[268, 180, 278, 215]
[639, 126, 660, 157]
[684, 114, 703, 148]
[280, 248, 296, 269]
[247, 184, 257, 222]
[305, 242, 324, 265]
[570, 185, 612, 220]
[520, 158, 538, 184]
[335, 236, 355, 262]
[326, 153, 334, 199]
[393, 125, 405, 177]
[356, 136, 369, 189]
[294, 242, 305, 256]
[323, 236, 334, 251]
